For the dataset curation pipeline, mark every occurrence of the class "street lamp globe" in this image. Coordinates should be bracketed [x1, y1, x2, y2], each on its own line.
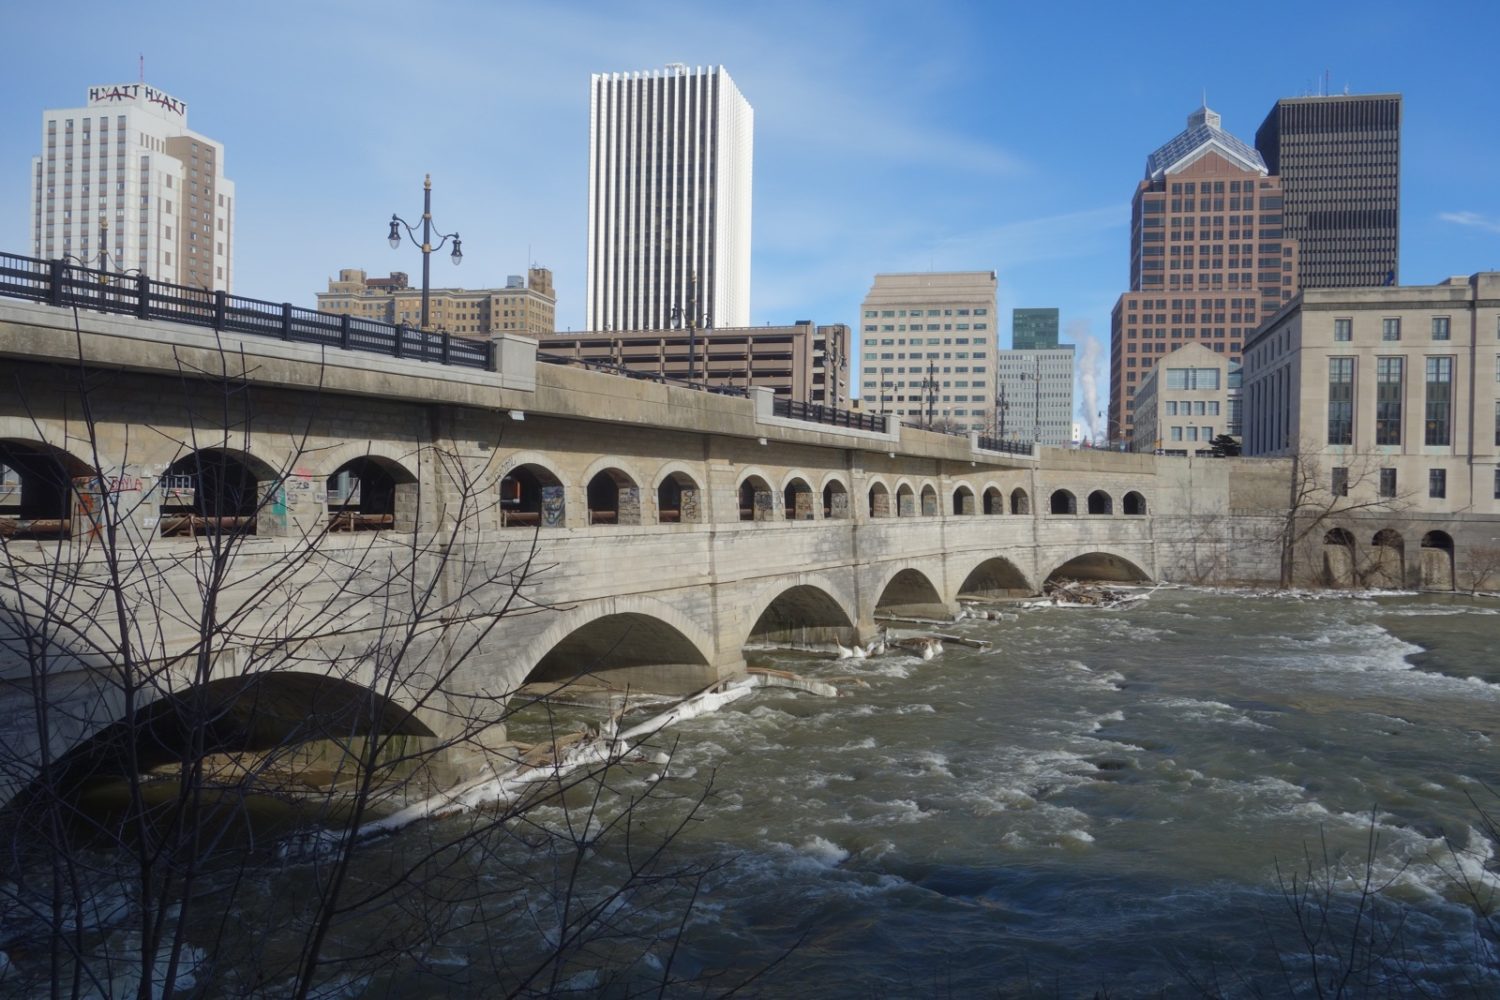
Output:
[387, 216, 401, 250]
[450, 236, 462, 266]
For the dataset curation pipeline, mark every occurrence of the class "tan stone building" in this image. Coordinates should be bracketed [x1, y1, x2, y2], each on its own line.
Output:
[858, 271, 998, 433]
[317, 267, 556, 336]
[1242, 272, 1500, 518]
[540, 322, 849, 406]
[1130, 343, 1233, 454]
[1109, 105, 1299, 444]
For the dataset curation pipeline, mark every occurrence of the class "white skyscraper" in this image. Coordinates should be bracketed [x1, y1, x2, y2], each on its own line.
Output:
[31, 83, 235, 291]
[586, 65, 752, 332]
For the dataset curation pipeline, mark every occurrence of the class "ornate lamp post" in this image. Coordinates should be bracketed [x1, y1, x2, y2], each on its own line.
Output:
[387, 174, 462, 331]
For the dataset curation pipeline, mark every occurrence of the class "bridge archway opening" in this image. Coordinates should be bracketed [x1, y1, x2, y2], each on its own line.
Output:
[747, 585, 855, 647]
[527, 613, 712, 692]
[868, 481, 891, 519]
[1123, 491, 1148, 516]
[1322, 528, 1356, 587]
[957, 557, 1032, 599]
[1420, 530, 1455, 591]
[657, 471, 700, 523]
[501, 463, 563, 528]
[587, 468, 640, 526]
[1368, 529, 1405, 589]
[1049, 489, 1077, 516]
[953, 485, 976, 516]
[159, 449, 278, 537]
[895, 483, 916, 517]
[822, 480, 849, 519]
[982, 486, 1003, 515]
[0, 440, 91, 540]
[327, 456, 415, 532]
[1045, 552, 1149, 585]
[30, 672, 434, 799]
[739, 475, 774, 521]
[783, 477, 815, 521]
[919, 484, 938, 516]
[1087, 490, 1114, 515]
[1010, 488, 1031, 515]
[875, 568, 948, 619]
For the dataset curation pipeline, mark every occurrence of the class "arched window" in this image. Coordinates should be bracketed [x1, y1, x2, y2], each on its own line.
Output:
[783, 477, 815, 521]
[1122, 491, 1147, 516]
[739, 475, 774, 521]
[0, 441, 91, 540]
[500, 463, 564, 527]
[822, 480, 849, 519]
[159, 449, 276, 537]
[895, 483, 916, 517]
[587, 468, 641, 526]
[952, 485, 976, 515]
[919, 484, 938, 516]
[982, 486, 1003, 515]
[1087, 490, 1113, 515]
[868, 482, 891, 518]
[657, 471, 700, 523]
[327, 456, 416, 532]
[1010, 488, 1030, 515]
[1049, 489, 1077, 515]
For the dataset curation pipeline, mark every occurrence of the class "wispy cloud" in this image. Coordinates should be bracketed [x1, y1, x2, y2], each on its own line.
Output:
[1438, 211, 1500, 234]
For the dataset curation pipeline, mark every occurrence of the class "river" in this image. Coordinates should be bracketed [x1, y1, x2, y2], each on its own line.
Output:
[508, 587, 1499, 996]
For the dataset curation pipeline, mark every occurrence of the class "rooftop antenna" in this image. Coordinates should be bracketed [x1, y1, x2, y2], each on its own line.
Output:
[139, 53, 144, 83]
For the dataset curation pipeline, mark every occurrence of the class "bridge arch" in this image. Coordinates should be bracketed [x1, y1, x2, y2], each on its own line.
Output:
[981, 483, 1004, 515]
[1368, 528, 1405, 589]
[500, 458, 565, 528]
[872, 565, 949, 619]
[585, 466, 642, 526]
[742, 573, 858, 647]
[518, 597, 717, 694]
[1043, 549, 1151, 584]
[1122, 490, 1148, 516]
[867, 477, 892, 518]
[955, 555, 1034, 599]
[737, 470, 775, 521]
[1420, 530, 1455, 591]
[1322, 528, 1356, 587]
[652, 462, 702, 523]
[895, 480, 916, 517]
[159, 447, 281, 537]
[1010, 487, 1031, 515]
[820, 475, 850, 519]
[1087, 490, 1114, 515]
[951, 482, 976, 516]
[0, 438, 96, 540]
[919, 482, 939, 516]
[325, 454, 418, 532]
[781, 474, 816, 521]
[316, 440, 420, 483]
[1048, 489, 1077, 516]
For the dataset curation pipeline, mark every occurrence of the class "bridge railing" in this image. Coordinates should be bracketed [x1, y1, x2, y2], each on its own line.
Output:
[536, 351, 750, 396]
[773, 398, 888, 434]
[0, 251, 493, 371]
[975, 435, 1036, 457]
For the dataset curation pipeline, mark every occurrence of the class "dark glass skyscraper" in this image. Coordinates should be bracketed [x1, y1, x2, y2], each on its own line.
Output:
[1012, 307, 1059, 349]
[1255, 94, 1401, 289]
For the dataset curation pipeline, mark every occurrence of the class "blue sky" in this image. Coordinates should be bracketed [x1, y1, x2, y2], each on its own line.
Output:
[4, 1, 1498, 436]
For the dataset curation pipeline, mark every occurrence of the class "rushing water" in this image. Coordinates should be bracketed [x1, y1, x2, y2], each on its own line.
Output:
[11, 589, 1498, 997]
[528, 587, 1499, 996]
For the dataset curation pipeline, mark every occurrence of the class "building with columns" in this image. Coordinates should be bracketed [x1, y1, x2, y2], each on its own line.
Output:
[1108, 104, 1297, 444]
[30, 83, 234, 291]
[586, 65, 753, 332]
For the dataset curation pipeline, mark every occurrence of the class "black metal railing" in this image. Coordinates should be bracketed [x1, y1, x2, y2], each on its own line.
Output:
[975, 435, 1035, 457]
[0, 251, 492, 370]
[772, 398, 887, 433]
[536, 352, 749, 397]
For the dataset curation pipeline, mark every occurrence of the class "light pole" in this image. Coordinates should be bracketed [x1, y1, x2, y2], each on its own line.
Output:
[387, 174, 462, 332]
[669, 270, 704, 383]
[921, 360, 939, 429]
[1018, 356, 1042, 443]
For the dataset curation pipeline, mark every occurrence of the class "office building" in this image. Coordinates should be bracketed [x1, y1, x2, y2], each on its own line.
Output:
[858, 272, 998, 433]
[1128, 343, 1232, 454]
[31, 83, 234, 290]
[1255, 94, 1401, 289]
[1108, 104, 1298, 444]
[542, 321, 848, 406]
[1012, 307, 1059, 349]
[317, 267, 556, 336]
[995, 346, 1075, 446]
[586, 64, 753, 332]
[1241, 274, 1500, 519]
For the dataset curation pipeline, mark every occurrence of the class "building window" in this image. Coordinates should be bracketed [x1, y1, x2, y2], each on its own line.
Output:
[1429, 469, 1446, 499]
[1379, 468, 1397, 498]
[1494, 467, 1500, 500]
[1327, 357, 1354, 445]
[1424, 356, 1453, 446]
[1382, 318, 1401, 341]
[1165, 401, 1177, 415]
[1332, 467, 1349, 497]
[1170, 426, 1182, 441]
[1334, 318, 1352, 342]
[1432, 316, 1450, 341]
[1375, 357, 1403, 446]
